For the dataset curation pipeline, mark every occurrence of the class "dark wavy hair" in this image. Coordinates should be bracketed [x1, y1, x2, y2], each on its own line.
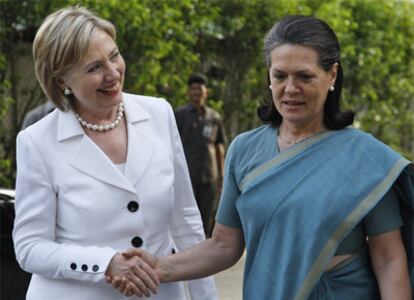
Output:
[188, 73, 208, 86]
[258, 15, 354, 129]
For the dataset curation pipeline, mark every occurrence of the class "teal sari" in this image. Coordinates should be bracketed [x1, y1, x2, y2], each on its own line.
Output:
[237, 128, 413, 300]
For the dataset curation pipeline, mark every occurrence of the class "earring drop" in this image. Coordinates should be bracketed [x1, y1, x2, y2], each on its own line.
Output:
[269, 85, 272, 90]
[64, 87, 72, 95]
[329, 86, 335, 92]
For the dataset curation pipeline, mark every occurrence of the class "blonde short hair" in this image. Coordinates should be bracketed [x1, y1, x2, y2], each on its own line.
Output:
[33, 7, 116, 111]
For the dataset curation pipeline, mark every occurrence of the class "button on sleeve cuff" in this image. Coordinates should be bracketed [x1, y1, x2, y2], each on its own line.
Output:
[64, 246, 117, 283]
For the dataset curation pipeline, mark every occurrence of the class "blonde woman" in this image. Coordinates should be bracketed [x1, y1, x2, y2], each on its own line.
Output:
[13, 7, 217, 300]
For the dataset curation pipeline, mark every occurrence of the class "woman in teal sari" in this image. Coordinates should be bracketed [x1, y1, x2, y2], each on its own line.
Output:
[108, 15, 413, 299]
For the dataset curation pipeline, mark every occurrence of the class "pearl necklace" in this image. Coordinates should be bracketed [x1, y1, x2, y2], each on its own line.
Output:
[278, 129, 326, 145]
[75, 102, 124, 132]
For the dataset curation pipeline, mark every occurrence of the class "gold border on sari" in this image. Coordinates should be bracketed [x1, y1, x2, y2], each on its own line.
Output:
[240, 130, 334, 192]
[293, 157, 410, 300]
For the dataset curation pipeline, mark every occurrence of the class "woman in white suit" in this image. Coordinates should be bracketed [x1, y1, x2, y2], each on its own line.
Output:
[13, 6, 217, 300]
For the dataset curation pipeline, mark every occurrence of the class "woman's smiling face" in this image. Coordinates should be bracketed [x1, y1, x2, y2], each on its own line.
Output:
[62, 29, 125, 115]
[269, 44, 337, 128]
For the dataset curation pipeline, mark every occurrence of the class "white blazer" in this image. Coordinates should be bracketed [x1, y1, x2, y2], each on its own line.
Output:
[13, 93, 217, 300]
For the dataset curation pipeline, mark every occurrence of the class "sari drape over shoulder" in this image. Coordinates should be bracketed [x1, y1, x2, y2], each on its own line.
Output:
[236, 128, 413, 300]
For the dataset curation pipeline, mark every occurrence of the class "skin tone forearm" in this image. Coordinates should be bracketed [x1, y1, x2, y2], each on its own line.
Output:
[109, 224, 245, 295]
[373, 256, 411, 300]
[159, 225, 244, 282]
[369, 229, 411, 300]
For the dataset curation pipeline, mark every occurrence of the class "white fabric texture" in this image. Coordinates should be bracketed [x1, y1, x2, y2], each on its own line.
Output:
[13, 93, 217, 300]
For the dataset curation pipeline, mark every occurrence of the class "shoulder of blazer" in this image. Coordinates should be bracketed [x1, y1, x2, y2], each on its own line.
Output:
[123, 92, 169, 109]
[123, 92, 172, 121]
[20, 109, 59, 141]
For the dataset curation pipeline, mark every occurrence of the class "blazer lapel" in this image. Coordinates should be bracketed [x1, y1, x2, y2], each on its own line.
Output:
[124, 123, 154, 187]
[123, 94, 154, 187]
[71, 135, 136, 194]
[57, 108, 136, 194]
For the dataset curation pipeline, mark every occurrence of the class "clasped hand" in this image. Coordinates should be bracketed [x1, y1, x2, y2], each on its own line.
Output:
[105, 249, 161, 297]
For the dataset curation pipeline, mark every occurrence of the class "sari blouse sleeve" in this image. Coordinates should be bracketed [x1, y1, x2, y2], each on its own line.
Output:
[364, 185, 403, 236]
[215, 137, 242, 228]
[365, 164, 414, 237]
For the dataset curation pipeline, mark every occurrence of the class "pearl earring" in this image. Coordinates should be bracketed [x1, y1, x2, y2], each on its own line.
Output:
[329, 86, 335, 92]
[64, 87, 72, 95]
[269, 85, 272, 90]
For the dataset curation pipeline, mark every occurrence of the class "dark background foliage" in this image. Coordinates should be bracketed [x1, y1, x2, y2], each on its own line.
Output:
[1, 0, 413, 187]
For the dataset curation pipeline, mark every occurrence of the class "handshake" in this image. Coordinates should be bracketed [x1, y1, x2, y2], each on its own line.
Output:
[105, 249, 163, 298]
[103, 229, 236, 298]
